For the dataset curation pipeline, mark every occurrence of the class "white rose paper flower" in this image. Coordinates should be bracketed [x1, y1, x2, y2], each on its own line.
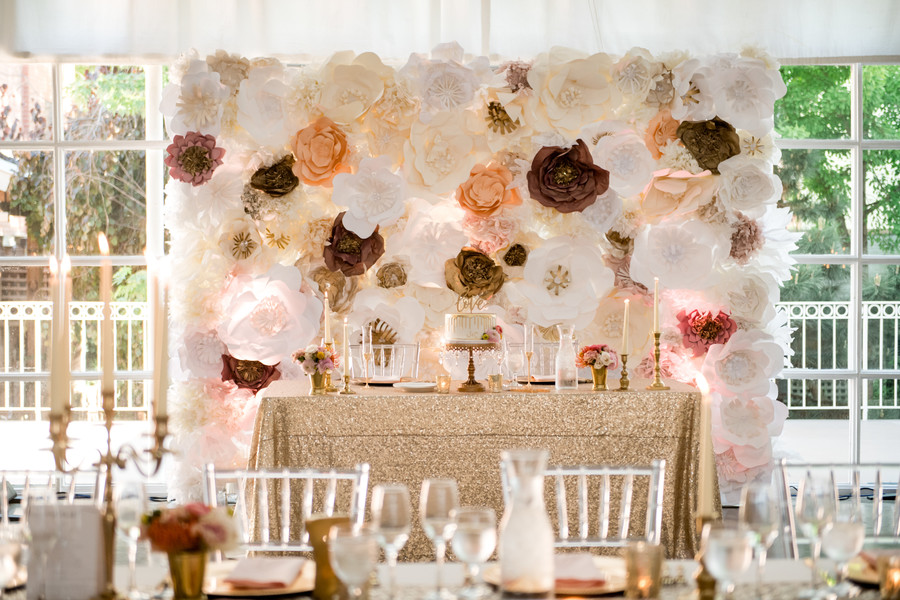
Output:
[318, 52, 387, 124]
[713, 385, 787, 449]
[400, 42, 490, 115]
[671, 58, 716, 122]
[707, 56, 787, 137]
[701, 330, 784, 396]
[236, 65, 290, 149]
[386, 198, 468, 287]
[216, 264, 323, 365]
[180, 328, 227, 379]
[588, 129, 656, 197]
[168, 70, 229, 136]
[332, 156, 406, 238]
[713, 271, 778, 327]
[403, 110, 482, 195]
[717, 155, 782, 218]
[630, 220, 725, 291]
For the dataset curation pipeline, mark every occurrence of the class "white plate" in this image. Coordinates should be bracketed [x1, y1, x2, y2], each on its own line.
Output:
[483, 556, 626, 596]
[393, 381, 437, 392]
[206, 560, 315, 597]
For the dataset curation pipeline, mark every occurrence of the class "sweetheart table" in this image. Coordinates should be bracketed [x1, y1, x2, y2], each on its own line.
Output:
[247, 379, 718, 560]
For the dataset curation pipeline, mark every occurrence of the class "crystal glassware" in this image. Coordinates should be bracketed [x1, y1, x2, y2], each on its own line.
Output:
[738, 480, 781, 600]
[821, 498, 865, 597]
[420, 479, 459, 600]
[794, 471, 836, 598]
[0, 524, 26, 598]
[328, 523, 379, 600]
[115, 480, 149, 600]
[451, 507, 497, 599]
[371, 484, 412, 599]
[700, 523, 755, 600]
[23, 485, 59, 600]
[504, 341, 523, 388]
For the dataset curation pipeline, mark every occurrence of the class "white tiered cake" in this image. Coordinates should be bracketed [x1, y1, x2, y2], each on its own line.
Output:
[444, 312, 497, 345]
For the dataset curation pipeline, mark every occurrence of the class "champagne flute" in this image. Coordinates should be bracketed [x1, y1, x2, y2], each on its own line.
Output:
[420, 479, 459, 600]
[115, 480, 149, 600]
[329, 523, 378, 600]
[738, 481, 781, 599]
[794, 471, 836, 598]
[23, 485, 59, 600]
[700, 523, 754, 600]
[451, 507, 496, 600]
[821, 498, 865, 597]
[504, 342, 523, 388]
[371, 484, 412, 599]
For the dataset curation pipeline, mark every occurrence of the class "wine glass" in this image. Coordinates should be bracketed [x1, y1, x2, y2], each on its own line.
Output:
[700, 523, 754, 600]
[504, 341, 524, 388]
[739, 481, 781, 599]
[329, 523, 379, 600]
[794, 471, 836, 598]
[23, 485, 59, 600]
[0, 524, 26, 599]
[115, 480, 149, 600]
[371, 484, 412, 599]
[821, 498, 865, 597]
[420, 479, 459, 600]
[451, 507, 497, 599]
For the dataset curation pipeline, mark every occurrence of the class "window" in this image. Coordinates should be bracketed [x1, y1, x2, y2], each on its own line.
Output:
[775, 62, 900, 463]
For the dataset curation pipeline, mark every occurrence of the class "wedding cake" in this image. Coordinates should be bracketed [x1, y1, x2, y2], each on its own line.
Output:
[444, 313, 497, 344]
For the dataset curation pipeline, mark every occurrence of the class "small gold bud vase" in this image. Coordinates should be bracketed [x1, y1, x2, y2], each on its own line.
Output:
[591, 365, 608, 391]
[167, 551, 208, 600]
[309, 371, 327, 395]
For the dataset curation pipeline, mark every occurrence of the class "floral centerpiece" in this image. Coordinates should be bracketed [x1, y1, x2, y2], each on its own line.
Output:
[293, 345, 340, 394]
[577, 344, 619, 391]
[481, 325, 503, 343]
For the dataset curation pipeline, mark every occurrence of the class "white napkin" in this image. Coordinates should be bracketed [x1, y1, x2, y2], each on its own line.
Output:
[554, 553, 607, 586]
[223, 557, 307, 589]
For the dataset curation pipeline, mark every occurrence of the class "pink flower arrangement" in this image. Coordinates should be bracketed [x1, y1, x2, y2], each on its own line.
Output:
[141, 503, 238, 554]
[481, 325, 503, 343]
[576, 344, 619, 370]
[292, 344, 339, 375]
[676, 309, 738, 357]
[164, 131, 225, 186]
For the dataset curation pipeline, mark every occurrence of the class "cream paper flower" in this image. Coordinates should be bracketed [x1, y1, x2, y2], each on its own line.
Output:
[630, 220, 725, 291]
[701, 330, 784, 396]
[386, 198, 468, 288]
[671, 58, 716, 122]
[206, 50, 250, 93]
[349, 287, 426, 345]
[612, 48, 660, 98]
[400, 42, 490, 115]
[168, 164, 244, 232]
[236, 64, 290, 149]
[169, 70, 229, 137]
[284, 67, 323, 130]
[407, 284, 458, 330]
[713, 386, 787, 449]
[717, 155, 782, 218]
[527, 48, 620, 136]
[579, 188, 622, 235]
[713, 271, 778, 327]
[403, 110, 483, 195]
[706, 55, 787, 137]
[332, 156, 406, 238]
[505, 236, 614, 329]
[738, 205, 802, 282]
[738, 130, 781, 165]
[318, 52, 388, 124]
[216, 264, 323, 365]
[591, 294, 653, 358]
[586, 128, 656, 197]
[217, 215, 268, 268]
[179, 328, 227, 379]
[640, 168, 717, 224]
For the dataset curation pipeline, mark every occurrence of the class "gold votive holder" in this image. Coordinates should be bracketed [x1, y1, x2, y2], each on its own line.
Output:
[880, 554, 900, 600]
[624, 541, 664, 599]
[436, 374, 452, 394]
[306, 513, 351, 600]
[488, 373, 503, 393]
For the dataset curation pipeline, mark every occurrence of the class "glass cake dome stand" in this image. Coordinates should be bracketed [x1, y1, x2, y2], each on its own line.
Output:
[442, 341, 502, 392]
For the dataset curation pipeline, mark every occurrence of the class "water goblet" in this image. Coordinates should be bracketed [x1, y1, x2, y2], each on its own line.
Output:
[504, 342, 523, 388]
[451, 507, 497, 600]
[700, 523, 755, 600]
[821, 499, 865, 597]
[0, 524, 25, 598]
[794, 471, 836, 598]
[420, 479, 459, 600]
[115, 480, 149, 600]
[371, 484, 412, 599]
[328, 523, 379, 600]
[739, 480, 781, 599]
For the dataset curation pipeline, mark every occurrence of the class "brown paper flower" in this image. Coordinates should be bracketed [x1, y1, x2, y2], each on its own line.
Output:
[221, 355, 281, 392]
[309, 266, 359, 313]
[503, 243, 528, 267]
[250, 155, 300, 197]
[291, 116, 351, 187]
[376, 262, 408, 289]
[323, 211, 385, 276]
[526, 139, 609, 214]
[676, 118, 741, 174]
[445, 248, 505, 299]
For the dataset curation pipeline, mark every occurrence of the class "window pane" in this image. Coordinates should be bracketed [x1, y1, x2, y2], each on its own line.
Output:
[0, 265, 51, 375]
[863, 265, 900, 371]
[863, 149, 900, 255]
[776, 149, 851, 255]
[775, 65, 851, 140]
[863, 65, 900, 140]
[0, 63, 54, 141]
[0, 380, 49, 421]
[61, 65, 145, 141]
[66, 150, 146, 255]
[861, 378, 900, 461]
[1, 150, 55, 257]
[776, 378, 850, 463]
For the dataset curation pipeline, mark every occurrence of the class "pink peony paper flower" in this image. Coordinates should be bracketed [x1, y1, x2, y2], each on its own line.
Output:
[462, 213, 517, 255]
[677, 309, 738, 357]
[165, 131, 225, 186]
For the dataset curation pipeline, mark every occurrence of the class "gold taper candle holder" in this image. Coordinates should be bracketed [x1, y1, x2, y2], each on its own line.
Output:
[523, 351, 534, 390]
[646, 332, 670, 390]
[323, 341, 338, 392]
[339, 374, 355, 394]
[694, 513, 721, 600]
[618, 354, 630, 391]
[363, 352, 373, 388]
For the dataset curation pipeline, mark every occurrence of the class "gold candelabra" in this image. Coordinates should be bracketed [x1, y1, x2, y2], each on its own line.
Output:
[646, 332, 670, 390]
[618, 353, 630, 391]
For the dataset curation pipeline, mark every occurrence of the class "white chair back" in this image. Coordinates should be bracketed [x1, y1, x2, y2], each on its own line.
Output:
[349, 343, 419, 380]
[202, 463, 370, 555]
[1, 469, 99, 524]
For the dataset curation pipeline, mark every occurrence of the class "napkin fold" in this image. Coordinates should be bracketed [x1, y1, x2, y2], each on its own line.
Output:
[554, 553, 608, 589]
[223, 557, 307, 589]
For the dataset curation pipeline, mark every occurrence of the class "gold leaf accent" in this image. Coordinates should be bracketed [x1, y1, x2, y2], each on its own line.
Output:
[264, 228, 290, 250]
[231, 231, 257, 259]
[544, 264, 571, 296]
[485, 101, 519, 135]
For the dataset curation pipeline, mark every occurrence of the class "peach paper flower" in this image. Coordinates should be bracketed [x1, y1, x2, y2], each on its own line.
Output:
[645, 109, 680, 160]
[640, 168, 716, 223]
[456, 162, 521, 218]
[291, 116, 351, 187]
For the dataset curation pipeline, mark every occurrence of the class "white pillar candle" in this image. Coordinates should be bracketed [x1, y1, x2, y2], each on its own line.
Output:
[695, 375, 716, 517]
[157, 280, 168, 419]
[653, 278, 660, 333]
[323, 291, 331, 343]
[146, 252, 159, 419]
[60, 255, 71, 411]
[48, 257, 61, 416]
[524, 320, 532, 353]
[622, 299, 630, 354]
[342, 317, 349, 376]
[98, 234, 114, 409]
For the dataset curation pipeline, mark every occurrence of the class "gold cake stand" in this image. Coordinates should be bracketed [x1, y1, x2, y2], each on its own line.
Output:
[444, 341, 501, 393]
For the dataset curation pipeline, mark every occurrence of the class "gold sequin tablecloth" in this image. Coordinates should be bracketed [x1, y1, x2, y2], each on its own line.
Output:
[247, 379, 715, 560]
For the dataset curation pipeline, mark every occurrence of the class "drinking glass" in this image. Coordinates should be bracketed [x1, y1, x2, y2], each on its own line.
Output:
[328, 523, 378, 600]
[115, 480, 149, 600]
[738, 481, 781, 599]
[23, 485, 59, 600]
[420, 479, 459, 600]
[504, 342, 524, 388]
[821, 499, 865, 597]
[371, 484, 412, 599]
[0, 524, 26, 598]
[700, 523, 754, 600]
[794, 471, 836, 598]
[451, 507, 496, 600]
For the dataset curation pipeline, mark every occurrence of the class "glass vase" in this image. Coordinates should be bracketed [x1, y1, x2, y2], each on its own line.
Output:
[499, 449, 554, 598]
[555, 325, 577, 390]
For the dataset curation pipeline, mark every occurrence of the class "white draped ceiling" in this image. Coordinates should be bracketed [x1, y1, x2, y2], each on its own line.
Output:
[1, 0, 899, 62]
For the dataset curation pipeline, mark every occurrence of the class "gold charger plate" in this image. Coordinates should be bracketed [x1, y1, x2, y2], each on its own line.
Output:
[205, 560, 315, 597]
[483, 556, 627, 596]
[352, 376, 405, 386]
[847, 556, 879, 587]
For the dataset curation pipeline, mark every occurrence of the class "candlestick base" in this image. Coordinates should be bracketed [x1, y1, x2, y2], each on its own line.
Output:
[694, 513, 721, 600]
[646, 332, 670, 391]
[617, 354, 630, 391]
[339, 374, 356, 395]
[323, 342, 339, 392]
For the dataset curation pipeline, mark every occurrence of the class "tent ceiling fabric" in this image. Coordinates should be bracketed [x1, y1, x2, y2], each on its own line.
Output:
[1, 0, 898, 62]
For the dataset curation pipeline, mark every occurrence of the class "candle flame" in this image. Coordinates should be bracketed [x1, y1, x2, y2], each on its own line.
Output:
[98, 232, 110, 255]
[48, 255, 58, 276]
[696, 373, 710, 395]
[60, 255, 71, 275]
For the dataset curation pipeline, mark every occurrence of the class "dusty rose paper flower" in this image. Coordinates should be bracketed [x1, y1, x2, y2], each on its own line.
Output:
[645, 109, 680, 159]
[456, 162, 521, 218]
[677, 118, 741, 174]
[730, 213, 765, 264]
[291, 116, 351, 187]
[677, 309, 738, 357]
[323, 211, 385, 276]
[463, 213, 517, 255]
[165, 131, 225, 186]
[221, 355, 281, 393]
[499, 60, 532, 93]
[527, 140, 609, 214]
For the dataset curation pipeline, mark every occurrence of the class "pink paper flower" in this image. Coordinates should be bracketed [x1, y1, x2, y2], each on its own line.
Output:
[463, 213, 517, 255]
[164, 131, 225, 186]
[677, 309, 738, 357]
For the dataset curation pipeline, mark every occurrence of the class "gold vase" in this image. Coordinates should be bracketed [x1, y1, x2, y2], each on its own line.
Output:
[168, 551, 208, 600]
[591, 366, 608, 391]
[306, 514, 351, 600]
[309, 371, 327, 395]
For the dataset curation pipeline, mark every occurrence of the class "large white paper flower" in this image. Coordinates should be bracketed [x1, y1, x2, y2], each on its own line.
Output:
[717, 155, 782, 218]
[612, 48, 659, 98]
[589, 129, 656, 197]
[170, 70, 229, 136]
[400, 42, 490, 115]
[713, 271, 778, 327]
[701, 330, 783, 396]
[630, 220, 725, 291]
[386, 198, 468, 287]
[713, 385, 788, 449]
[216, 265, 323, 365]
[318, 52, 387, 124]
[236, 65, 290, 148]
[671, 58, 716, 122]
[505, 236, 614, 329]
[168, 164, 244, 232]
[707, 56, 787, 137]
[403, 110, 483, 195]
[332, 156, 406, 238]
[348, 287, 426, 344]
[527, 48, 620, 135]
[179, 328, 227, 379]
[739, 206, 802, 282]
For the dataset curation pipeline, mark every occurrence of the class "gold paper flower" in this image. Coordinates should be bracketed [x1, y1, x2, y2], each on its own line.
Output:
[676, 118, 741, 174]
[444, 248, 505, 299]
